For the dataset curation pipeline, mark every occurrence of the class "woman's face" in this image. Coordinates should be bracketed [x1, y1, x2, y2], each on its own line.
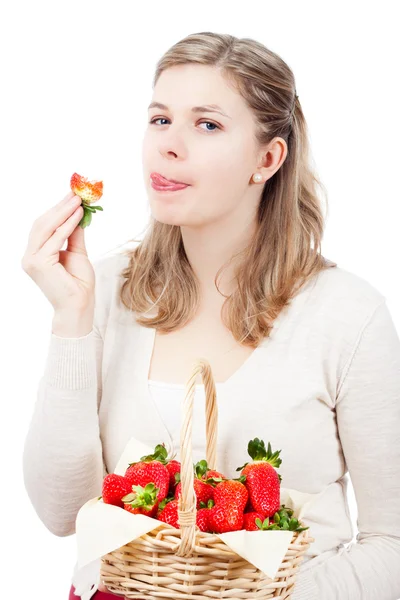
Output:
[142, 63, 274, 228]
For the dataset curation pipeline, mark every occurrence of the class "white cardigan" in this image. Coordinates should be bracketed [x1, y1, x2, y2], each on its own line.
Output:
[22, 252, 400, 600]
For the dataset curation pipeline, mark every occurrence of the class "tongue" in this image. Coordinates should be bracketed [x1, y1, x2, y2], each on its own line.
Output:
[158, 176, 184, 186]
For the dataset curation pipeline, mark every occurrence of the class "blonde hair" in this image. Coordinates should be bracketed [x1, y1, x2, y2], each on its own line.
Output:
[118, 31, 337, 347]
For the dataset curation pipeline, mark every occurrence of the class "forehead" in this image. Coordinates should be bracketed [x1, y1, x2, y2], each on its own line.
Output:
[151, 64, 248, 118]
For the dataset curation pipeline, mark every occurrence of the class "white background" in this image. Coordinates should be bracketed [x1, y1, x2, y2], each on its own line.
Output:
[1, 1, 399, 598]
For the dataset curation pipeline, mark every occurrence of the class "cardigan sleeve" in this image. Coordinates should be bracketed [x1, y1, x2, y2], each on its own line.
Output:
[22, 320, 106, 538]
[293, 299, 400, 600]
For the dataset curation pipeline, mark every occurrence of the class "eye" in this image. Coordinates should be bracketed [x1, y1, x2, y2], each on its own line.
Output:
[148, 117, 221, 133]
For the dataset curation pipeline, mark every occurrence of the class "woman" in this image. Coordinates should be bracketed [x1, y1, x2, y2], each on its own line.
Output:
[22, 32, 400, 600]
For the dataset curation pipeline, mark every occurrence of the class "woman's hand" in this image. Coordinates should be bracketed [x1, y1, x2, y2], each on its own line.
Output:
[21, 190, 95, 313]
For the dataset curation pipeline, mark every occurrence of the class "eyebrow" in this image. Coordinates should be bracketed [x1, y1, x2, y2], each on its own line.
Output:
[147, 101, 231, 119]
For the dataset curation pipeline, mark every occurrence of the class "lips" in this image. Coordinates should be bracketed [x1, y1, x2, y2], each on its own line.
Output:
[150, 172, 189, 186]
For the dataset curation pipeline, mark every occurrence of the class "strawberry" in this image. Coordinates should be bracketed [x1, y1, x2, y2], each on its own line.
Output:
[195, 498, 214, 532]
[208, 503, 244, 533]
[208, 480, 248, 534]
[101, 474, 134, 508]
[237, 438, 282, 517]
[125, 446, 170, 503]
[196, 507, 212, 532]
[166, 460, 181, 495]
[70, 172, 104, 229]
[244, 497, 256, 513]
[194, 460, 225, 484]
[122, 483, 159, 517]
[205, 469, 226, 480]
[175, 478, 214, 508]
[243, 511, 267, 531]
[157, 498, 179, 528]
[173, 459, 218, 508]
[213, 479, 248, 511]
[156, 495, 175, 517]
[70, 173, 104, 204]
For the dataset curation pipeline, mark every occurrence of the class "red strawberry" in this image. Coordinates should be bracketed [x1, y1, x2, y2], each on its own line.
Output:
[166, 460, 181, 494]
[237, 438, 282, 517]
[122, 483, 159, 517]
[207, 480, 248, 534]
[175, 478, 214, 508]
[194, 460, 225, 484]
[213, 480, 248, 512]
[205, 469, 226, 480]
[196, 507, 212, 532]
[101, 474, 133, 508]
[243, 511, 267, 531]
[158, 498, 179, 528]
[125, 457, 169, 503]
[125, 444, 180, 501]
[208, 504, 244, 533]
[244, 497, 256, 513]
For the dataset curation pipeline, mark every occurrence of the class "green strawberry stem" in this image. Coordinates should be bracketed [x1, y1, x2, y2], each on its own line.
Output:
[158, 496, 175, 511]
[236, 438, 282, 471]
[134, 443, 169, 465]
[233, 475, 247, 484]
[199, 499, 215, 509]
[254, 505, 309, 532]
[193, 460, 223, 486]
[78, 205, 93, 228]
[194, 460, 208, 478]
[121, 483, 159, 507]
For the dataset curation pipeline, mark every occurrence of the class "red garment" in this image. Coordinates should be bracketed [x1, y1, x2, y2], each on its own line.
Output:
[69, 584, 131, 599]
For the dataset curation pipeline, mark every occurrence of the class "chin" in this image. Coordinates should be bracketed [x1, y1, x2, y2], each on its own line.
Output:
[150, 207, 184, 226]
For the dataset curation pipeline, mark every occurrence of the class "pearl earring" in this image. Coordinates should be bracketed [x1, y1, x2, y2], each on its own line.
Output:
[252, 173, 263, 183]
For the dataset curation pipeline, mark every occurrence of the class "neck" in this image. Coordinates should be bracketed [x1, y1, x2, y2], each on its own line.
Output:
[180, 213, 258, 299]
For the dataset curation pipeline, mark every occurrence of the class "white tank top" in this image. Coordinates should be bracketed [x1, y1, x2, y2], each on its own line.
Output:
[147, 378, 225, 464]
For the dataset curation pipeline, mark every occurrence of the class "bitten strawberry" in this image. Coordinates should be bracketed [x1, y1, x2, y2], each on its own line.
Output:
[101, 474, 134, 508]
[70, 172, 104, 229]
[125, 446, 170, 503]
[237, 438, 282, 517]
[122, 483, 159, 517]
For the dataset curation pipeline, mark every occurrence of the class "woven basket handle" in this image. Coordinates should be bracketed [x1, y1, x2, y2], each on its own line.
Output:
[175, 358, 218, 557]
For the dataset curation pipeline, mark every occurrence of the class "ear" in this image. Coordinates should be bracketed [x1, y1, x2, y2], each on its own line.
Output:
[256, 137, 288, 181]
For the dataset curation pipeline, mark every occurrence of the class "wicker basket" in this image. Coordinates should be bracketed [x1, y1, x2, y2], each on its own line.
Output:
[100, 358, 314, 599]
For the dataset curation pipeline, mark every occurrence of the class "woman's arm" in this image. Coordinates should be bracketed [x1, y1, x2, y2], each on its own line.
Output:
[294, 299, 400, 600]
[22, 307, 106, 537]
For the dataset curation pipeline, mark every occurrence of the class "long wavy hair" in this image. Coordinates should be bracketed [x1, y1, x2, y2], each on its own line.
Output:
[117, 31, 337, 347]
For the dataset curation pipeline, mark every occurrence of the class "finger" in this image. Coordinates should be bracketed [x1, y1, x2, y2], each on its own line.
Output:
[65, 210, 89, 255]
[27, 194, 82, 254]
[39, 204, 86, 257]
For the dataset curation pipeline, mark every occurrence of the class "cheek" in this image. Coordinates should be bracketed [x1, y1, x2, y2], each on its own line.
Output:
[201, 135, 251, 184]
[141, 135, 152, 165]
